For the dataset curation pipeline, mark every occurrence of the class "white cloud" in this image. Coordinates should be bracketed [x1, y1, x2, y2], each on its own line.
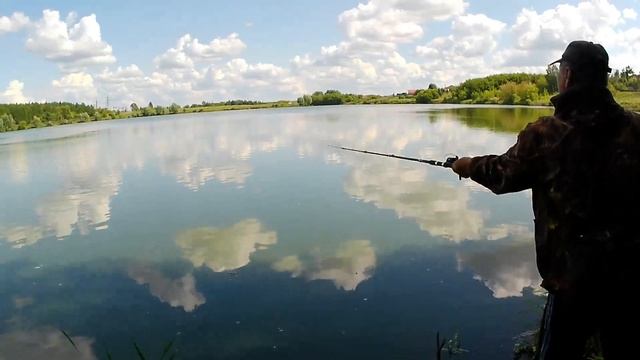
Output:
[339, 0, 467, 45]
[0, 12, 30, 34]
[26, 10, 115, 68]
[623, 8, 638, 20]
[9, 1, 640, 105]
[415, 13, 506, 84]
[499, 0, 628, 68]
[286, 0, 473, 94]
[52, 72, 97, 103]
[1, 80, 30, 103]
[154, 33, 246, 70]
[96, 64, 144, 83]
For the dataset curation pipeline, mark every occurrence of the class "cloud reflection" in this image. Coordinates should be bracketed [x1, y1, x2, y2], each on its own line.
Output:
[0, 226, 44, 248]
[343, 159, 484, 242]
[128, 267, 205, 312]
[0, 327, 97, 360]
[456, 225, 542, 298]
[273, 240, 376, 291]
[176, 219, 277, 272]
[36, 172, 121, 238]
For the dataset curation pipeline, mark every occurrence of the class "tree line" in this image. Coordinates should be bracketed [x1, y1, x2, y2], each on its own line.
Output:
[0, 103, 124, 132]
[298, 65, 639, 107]
[2, 66, 638, 133]
[296, 72, 560, 107]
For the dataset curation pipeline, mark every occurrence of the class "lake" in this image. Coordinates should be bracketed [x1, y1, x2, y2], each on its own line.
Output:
[0, 105, 553, 359]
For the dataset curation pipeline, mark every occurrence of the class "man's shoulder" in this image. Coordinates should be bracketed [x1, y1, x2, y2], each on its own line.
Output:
[624, 110, 640, 128]
[520, 115, 571, 139]
[620, 110, 640, 141]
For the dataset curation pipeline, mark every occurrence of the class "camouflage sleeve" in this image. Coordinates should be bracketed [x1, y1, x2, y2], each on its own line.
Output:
[468, 116, 567, 194]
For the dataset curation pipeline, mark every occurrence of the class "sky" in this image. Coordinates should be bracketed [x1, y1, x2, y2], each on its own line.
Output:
[1, 0, 639, 107]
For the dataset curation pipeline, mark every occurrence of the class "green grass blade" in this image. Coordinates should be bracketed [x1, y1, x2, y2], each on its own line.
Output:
[60, 329, 78, 351]
[160, 339, 175, 360]
[133, 342, 147, 360]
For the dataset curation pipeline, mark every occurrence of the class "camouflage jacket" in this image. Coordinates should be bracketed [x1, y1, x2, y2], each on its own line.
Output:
[468, 86, 640, 293]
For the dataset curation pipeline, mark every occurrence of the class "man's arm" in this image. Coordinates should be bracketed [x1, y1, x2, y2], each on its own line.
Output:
[453, 117, 568, 194]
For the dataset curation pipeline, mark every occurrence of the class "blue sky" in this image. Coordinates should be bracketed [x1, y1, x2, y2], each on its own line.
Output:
[1, 0, 639, 106]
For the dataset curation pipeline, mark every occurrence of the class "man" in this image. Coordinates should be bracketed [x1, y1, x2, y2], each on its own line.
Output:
[452, 41, 640, 359]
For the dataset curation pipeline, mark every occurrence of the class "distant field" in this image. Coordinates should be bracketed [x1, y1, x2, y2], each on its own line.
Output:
[613, 91, 640, 111]
[182, 101, 294, 113]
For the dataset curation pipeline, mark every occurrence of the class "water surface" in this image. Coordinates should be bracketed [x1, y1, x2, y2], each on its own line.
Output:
[0, 105, 552, 359]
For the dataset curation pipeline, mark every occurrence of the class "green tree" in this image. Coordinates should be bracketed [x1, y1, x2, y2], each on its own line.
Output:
[130, 103, 139, 112]
[622, 66, 635, 79]
[416, 88, 440, 104]
[545, 65, 559, 94]
[77, 112, 91, 123]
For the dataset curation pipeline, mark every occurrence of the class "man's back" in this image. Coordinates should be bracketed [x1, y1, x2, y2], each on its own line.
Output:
[465, 86, 640, 292]
[533, 89, 640, 292]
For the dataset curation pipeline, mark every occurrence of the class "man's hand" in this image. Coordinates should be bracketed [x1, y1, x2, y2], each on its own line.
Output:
[452, 157, 473, 179]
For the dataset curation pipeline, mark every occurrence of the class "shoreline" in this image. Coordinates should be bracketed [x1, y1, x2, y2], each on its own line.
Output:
[2, 97, 639, 135]
[0, 102, 553, 136]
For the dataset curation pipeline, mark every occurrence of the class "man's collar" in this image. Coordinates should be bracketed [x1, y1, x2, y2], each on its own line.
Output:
[550, 85, 618, 119]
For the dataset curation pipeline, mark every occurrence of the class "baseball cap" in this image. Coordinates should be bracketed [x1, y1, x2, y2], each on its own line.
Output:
[549, 40, 612, 73]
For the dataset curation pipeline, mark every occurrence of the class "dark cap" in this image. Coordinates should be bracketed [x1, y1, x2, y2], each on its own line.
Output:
[549, 40, 612, 73]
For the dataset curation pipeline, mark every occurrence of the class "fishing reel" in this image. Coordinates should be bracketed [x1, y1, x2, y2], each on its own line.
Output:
[443, 155, 459, 168]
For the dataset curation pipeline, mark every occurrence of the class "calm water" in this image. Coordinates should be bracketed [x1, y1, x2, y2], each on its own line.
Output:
[0, 105, 553, 359]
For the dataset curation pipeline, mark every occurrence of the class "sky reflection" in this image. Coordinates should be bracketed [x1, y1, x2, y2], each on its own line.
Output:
[0, 106, 552, 358]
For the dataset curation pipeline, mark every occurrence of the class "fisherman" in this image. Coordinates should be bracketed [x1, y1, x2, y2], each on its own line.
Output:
[452, 41, 640, 359]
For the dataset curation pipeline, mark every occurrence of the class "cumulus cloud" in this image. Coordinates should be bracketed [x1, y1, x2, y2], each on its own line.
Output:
[0, 12, 30, 35]
[52, 72, 97, 103]
[154, 33, 246, 70]
[497, 0, 637, 70]
[176, 219, 277, 272]
[26, 10, 115, 68]
[5, 1, 640, 104]
[623, 8, 637, 20]
[0, 80, 30, 103]
[289, 0, 477, 93]
[273, 240, 377, 291]
[129, 267, 205, 312]
[54, 73, 93, 88]
[339, 0, 467, 45]
[94, 52, 302, 106]
[414, 13, 506, 84]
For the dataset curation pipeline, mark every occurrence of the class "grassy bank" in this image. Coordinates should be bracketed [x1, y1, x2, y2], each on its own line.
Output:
[0, 101, 295, 133]
[611, 91, 640, 111]
[2, 92, 639, 135]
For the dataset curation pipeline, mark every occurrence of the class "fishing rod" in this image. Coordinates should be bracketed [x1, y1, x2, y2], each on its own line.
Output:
[330, 145, 459, 169]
